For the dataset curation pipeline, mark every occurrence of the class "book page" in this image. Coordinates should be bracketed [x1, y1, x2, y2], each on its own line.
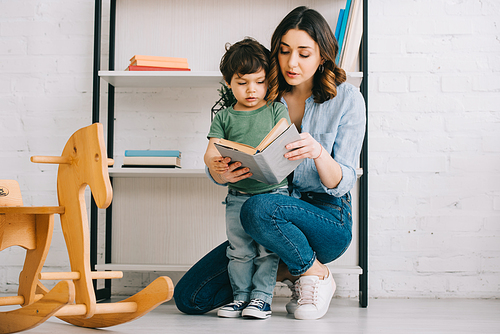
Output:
[255, 118, 290, 152]
[216, 139, 257, 155]
[258, 123, 303, 183]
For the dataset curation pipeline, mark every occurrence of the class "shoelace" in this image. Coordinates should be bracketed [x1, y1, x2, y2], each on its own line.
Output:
[227, 300, 246, 308]
[296, 279, 319, 306]
[248, 299, 265, 308]
[288, 281, 299, 302]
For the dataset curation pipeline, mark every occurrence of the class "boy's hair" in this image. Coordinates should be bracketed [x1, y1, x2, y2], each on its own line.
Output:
[219, 37, 271, 84]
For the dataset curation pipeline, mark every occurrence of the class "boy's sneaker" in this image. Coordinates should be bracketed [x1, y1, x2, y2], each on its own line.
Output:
[217, 300, 249, 318]
[283, 279, 299, 314]
[241, 299, 272, 319]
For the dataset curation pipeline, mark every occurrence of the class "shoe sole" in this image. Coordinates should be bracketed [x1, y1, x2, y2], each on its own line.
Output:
[242, 309, 271, 319]
[286, 302, 297, 314]
[217, 310, 242, 318]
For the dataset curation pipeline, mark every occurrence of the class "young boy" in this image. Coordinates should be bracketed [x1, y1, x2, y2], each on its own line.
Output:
[204, 38, 290, 319]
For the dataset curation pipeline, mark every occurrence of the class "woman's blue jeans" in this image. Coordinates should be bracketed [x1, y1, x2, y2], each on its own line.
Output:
[174, 191, 352, 314]
[241, 191, 353, 276]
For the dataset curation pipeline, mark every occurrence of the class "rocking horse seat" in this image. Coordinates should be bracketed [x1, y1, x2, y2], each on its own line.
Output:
[0, 207, 64, 252]
[0, 207, 64, 214]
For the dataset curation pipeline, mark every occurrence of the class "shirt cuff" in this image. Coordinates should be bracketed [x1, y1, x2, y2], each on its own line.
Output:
[205, 166, 228, 186]
[322, 163, 355, 197]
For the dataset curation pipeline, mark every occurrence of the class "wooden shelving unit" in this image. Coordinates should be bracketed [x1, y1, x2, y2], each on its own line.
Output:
[91, 0, 368, 307]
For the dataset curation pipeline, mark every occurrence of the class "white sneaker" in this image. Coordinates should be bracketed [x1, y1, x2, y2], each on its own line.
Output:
[282, 279, 299, 314]
[294, 268, 336, 320]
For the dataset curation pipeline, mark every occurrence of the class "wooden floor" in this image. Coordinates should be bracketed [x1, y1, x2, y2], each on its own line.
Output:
[7, 297, 500, 334]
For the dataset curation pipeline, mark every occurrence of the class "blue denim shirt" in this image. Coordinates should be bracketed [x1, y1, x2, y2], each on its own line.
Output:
[283, 82, 366, 198]
[206, 82, 366, 198]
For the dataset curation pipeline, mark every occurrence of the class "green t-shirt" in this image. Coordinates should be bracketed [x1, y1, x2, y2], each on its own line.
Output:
[208, 102, 290, 194]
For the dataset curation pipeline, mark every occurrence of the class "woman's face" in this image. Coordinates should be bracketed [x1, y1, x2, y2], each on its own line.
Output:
[278, 28, 322, 89]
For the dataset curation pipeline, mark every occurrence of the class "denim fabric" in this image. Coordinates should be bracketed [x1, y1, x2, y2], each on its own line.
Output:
[174, 240, 232, 314]
[174, 187, 288, 314]
[240, 191, 352, 276]
[224, 187, 288, 304]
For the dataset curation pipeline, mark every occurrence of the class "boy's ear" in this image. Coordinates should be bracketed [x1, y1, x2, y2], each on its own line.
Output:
[225, 80, 231, 89]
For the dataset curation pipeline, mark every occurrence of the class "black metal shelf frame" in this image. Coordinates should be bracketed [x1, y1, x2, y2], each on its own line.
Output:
[90, 0, 368, 307]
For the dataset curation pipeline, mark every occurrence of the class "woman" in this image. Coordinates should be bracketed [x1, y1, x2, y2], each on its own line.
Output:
[174, 6, 366, 320]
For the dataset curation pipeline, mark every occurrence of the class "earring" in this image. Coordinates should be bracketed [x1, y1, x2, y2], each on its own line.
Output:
[318, 63, 324, 73]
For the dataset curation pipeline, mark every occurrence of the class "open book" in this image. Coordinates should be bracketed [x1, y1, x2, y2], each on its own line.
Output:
[214, 118, 304, 184]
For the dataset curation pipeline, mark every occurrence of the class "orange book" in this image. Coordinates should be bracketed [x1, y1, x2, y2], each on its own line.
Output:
[126, 65, 191, 71]
[131, 59, 190, 69]
[130, 55, 188, 64]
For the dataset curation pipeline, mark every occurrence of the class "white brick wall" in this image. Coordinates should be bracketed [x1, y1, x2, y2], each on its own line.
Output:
[369, 0, 500, 298]
[1, 0, 499, 299]
[0, 0, 94, 293]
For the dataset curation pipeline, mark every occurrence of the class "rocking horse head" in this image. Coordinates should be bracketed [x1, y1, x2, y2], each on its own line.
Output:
[31, 123, 113, 209]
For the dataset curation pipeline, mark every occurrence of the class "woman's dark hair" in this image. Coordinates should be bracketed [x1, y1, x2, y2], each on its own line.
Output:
[219, 37, 271, 84]
[267, 6, 346, 104]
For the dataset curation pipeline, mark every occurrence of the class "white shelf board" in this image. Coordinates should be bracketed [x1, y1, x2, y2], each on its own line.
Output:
[95, 263, 362, 275]
[99, 71, 363, 88]
[99, 71, 223, 87]
[109, 168, 206, 178]
[109, 167, 363, 178]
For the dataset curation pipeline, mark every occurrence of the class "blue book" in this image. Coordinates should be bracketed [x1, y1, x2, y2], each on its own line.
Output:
[336, 0, 352, 64]
[335, 9, 344, 41]
[124, 150, 181, 158]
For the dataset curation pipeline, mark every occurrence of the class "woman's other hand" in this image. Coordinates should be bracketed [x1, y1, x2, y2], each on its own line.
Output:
[284, 132, 323, 160]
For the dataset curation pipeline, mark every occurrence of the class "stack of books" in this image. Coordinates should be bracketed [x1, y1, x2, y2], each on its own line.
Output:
[335, 0, 363, 72]
[122, 150, 181, 168]
[125, 55, 191, 71]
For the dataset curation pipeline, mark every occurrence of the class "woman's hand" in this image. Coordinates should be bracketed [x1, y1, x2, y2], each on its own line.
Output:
[215, 160, 253, 184]
[284, 132, 323, 161]
[285, 132, 342, 189]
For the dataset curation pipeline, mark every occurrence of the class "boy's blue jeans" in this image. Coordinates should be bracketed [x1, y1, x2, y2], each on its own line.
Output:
[174, 190, 352, 314]
[224, 187, 289, 305]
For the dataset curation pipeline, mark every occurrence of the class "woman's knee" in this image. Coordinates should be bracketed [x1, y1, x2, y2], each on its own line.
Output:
[240, 194, 274, 232]
[173, 278, 219, 315]
[173, 279, 199, 314]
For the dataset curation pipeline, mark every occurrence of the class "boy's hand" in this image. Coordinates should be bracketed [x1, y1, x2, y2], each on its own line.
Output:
[208, 156, 231, 174]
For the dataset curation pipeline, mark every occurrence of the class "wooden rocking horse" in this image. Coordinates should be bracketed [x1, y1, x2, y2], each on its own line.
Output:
[0, 123, 174, 333]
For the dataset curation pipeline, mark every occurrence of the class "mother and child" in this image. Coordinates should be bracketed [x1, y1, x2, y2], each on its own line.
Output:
[174, 6, 366, 320]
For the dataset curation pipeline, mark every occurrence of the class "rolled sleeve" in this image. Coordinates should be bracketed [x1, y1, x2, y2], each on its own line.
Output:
[205, 166, 228, 186]
[327, 88, 366, 196]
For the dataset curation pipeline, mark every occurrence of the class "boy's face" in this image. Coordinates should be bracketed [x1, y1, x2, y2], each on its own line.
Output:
[227, 68, 268, 111]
